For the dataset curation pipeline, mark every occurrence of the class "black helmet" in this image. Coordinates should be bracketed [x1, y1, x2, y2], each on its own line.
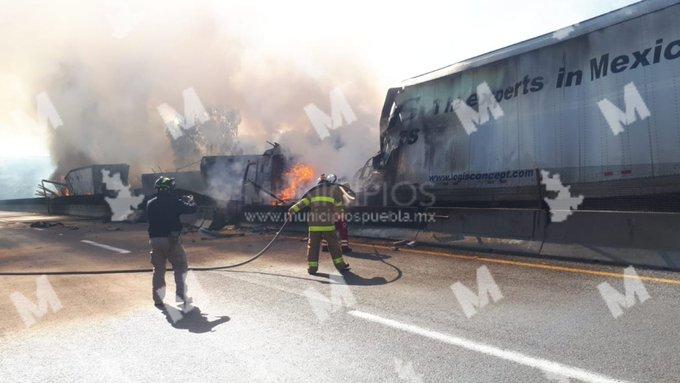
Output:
[154, 176, 176, 191]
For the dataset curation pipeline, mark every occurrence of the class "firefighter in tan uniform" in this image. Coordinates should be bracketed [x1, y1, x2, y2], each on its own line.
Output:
[288, 173, 350, 275]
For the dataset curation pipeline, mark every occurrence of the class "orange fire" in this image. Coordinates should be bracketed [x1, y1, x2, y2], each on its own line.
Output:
[279, 164, 315, 202]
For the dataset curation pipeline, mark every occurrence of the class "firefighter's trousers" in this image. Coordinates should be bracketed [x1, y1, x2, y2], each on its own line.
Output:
[322, 219, 351, 251]
[307, 230, 346, 270]
[149, 236, 188, 304]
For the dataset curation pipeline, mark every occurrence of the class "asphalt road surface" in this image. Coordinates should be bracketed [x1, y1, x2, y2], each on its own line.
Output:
[1, 211, 679, 382]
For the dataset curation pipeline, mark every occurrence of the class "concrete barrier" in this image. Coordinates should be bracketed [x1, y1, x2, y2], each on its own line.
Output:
[539, 210, 680, 269]
[0, 198, 49, 214]
[8, 194, 678, 271]
[0, 196, 113, 219]
[46, 195, 110, 219]
[345, 207, 680, 271]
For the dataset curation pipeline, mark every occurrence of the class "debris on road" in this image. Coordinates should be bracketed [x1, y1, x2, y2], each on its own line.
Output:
[29, 221, 62, 228]
[28, 221, 80, 230]
[392, 239, 417, 250]
[199, 227, 246, 240]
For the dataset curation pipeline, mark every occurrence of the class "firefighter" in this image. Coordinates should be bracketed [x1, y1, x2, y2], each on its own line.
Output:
[146, 176, 197, 308]
[288, 173, 350, 275]
[322, 176, 355, 253]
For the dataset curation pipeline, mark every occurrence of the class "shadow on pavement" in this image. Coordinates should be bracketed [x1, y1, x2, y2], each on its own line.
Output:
[224, 269, 326, 283]
[344, 251, 390, 261]
[211, 248, 402, 286]
[314, 270, 388, 286]
[159, 305, 230, 333]
[312, 248, 403, 285]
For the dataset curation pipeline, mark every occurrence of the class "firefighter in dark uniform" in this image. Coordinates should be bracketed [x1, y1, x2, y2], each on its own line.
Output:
[146, 176, 197, 307]
[288, 173, 350, 275]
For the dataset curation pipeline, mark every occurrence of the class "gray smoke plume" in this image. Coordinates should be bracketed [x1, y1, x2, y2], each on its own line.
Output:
[0, 2, 382, 187]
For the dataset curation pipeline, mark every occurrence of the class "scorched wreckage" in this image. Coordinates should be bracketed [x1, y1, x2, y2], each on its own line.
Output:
[25, 0, 680, 219]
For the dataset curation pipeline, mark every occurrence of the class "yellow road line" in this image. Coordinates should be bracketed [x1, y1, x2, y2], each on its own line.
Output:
[282, 234, 680, 286]
[354, 242, 680, 287]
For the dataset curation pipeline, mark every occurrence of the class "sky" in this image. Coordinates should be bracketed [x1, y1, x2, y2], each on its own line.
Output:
[213, 0, 640, 84]
[0, 0, 639, 159]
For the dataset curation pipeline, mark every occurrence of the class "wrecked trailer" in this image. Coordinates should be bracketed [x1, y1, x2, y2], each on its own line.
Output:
[141, 171, 205, 197]
[200, 143, 285, 205]
[199, 143, 285, 228]
[137, 144, 286, 228]
[359, 0, 680, 211]
[65, 164, 130, 196]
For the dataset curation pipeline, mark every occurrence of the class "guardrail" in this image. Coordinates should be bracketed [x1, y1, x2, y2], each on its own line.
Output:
[239, 205, 680, 271]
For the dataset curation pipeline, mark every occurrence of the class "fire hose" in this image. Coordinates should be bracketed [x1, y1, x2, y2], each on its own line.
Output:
[1, 178, 352, 276]
[0, 218, 290, 276]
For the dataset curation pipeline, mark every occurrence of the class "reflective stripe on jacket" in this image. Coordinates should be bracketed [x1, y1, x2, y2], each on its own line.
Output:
[289, 182, 343, 230]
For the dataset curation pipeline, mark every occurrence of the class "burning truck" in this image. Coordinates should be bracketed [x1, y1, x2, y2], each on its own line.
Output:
[138, 142, 318, 227]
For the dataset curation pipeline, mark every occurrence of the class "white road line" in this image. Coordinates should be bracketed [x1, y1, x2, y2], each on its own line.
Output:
[348, 310, 632, 383]
[80, 240, 130, 254]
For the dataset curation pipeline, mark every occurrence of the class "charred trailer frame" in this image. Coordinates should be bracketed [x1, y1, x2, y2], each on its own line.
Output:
[199, 145, 286, 227]
[64, 164, 130, 196]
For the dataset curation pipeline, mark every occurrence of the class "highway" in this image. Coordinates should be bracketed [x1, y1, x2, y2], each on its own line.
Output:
[0, 211, 679, 382]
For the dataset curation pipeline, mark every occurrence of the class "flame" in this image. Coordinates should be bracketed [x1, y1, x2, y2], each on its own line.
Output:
[279, 164, 315, 202]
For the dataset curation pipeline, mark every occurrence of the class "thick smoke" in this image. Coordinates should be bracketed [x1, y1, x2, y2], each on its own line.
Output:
[0, 2, 382, 187]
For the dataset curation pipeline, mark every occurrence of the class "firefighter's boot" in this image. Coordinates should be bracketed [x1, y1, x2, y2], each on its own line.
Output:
[307, 261, 318, 275]
[333, 257, 350, 272]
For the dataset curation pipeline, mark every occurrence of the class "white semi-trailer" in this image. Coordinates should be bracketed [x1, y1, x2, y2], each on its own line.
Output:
[366, 0, 680, 210]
